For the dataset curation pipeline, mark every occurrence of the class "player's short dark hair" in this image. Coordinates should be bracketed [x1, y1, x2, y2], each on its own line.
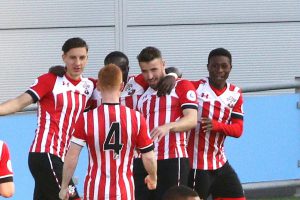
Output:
[104, 51, 129, 71]
[208, 48, 232, 65]
[162, 185, 199, 200]
[137, 46, 162, 63]
[62, 37, 88, 54]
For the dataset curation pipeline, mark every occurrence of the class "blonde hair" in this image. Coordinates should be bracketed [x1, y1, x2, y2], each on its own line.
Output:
[98, 64, 123, 90]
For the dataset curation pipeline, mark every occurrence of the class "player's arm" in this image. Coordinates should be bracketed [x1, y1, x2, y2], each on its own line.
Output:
[48, 65, 66, 77]
[59, 142, 83, 200]
[157, 67, 182, 97]
[201, 117, 243, 138]
[202, 92, 244, 138]
[141, 150, 157, 190]
[0, 93, 33, 116]
[150, 108, 198, 142]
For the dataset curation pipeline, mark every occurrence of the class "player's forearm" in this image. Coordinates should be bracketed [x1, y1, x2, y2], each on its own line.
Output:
[212, 118, 243, 138]
[0, 93, 33, 115]
[141, 151, 157, 180]
[169, 109, 198, 132]
[61, 156, 78, 189]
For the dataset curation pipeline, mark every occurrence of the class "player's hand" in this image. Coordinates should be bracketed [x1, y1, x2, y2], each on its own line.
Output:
[157, 75, 176, 97]
[144, 175, 157, 190]
[150, 125, 171, 142]
[49, 65, 66, 77]
[59, 188, 69, 200]
[201, 117, 213, 133]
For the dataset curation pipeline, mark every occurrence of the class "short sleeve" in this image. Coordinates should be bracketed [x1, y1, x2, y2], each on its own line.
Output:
[71, 114, 87, 146]
[175, 79, 198, 110]
[26, 73, 57, 103]
[136, 113, 154, 153]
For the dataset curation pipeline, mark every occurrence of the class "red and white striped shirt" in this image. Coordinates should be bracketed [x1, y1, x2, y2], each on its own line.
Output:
[71, 104, 153, 200]
[188, 78, 244, 170]
[0, 140, 13, 182]
[137, 79, 198, 160]
[91, 74, 148, 110]
[27, 73, 94, 160]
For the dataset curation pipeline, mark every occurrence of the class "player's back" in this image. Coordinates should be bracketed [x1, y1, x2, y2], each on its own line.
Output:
[83, 103, 149, 200]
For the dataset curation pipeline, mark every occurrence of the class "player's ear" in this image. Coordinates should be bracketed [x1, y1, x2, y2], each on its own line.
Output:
[96, 80, 101, 91]
[119, 82, 124, 92]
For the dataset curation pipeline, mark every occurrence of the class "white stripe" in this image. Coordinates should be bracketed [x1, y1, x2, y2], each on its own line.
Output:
[47, 153, 61, 189]
[181, 102, 198, 108]
[104, 105, 111, 199]
[123, 107, 132, 199]
[115, 105, 121, 198]
[0, 174, 13, 179]
[154, 97, 160, 159]
[192, 105, 202, 169]
[57, 92, 68, 156]
[70, 137, 86, 147]
[93, 108, 101, 199]
[40, 111, 51, 152]
[165, 96, 172, 159]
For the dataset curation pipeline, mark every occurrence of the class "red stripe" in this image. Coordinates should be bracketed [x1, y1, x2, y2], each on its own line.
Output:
[124, 96, 133, 110]
[187, 128, 196, 166]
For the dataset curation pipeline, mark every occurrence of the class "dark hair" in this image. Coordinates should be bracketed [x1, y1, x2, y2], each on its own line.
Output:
[62, 37, 88, 54]
[162, 185, 199, 200]
[104, 51, 129, 70]
[208, 48, 232, 65]
[137, 46, 162, 63]
[104, 51, 129, 82]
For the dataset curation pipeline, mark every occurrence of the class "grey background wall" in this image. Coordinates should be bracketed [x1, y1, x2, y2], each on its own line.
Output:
[0, 0, 300, 103]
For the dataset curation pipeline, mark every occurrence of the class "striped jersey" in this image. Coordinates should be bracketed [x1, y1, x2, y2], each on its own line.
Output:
[71, 104, 153, 200]
[0, 140, 13, 182]
[26, 73, 94, 160]
[188, 78, 244, 170]
[137, 79, 198, 160]
[91, 74, 148, 110]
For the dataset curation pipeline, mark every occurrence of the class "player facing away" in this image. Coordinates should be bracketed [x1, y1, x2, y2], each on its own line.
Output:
[0, 37, 94, 199]
[135, 46, 198, 200]
[162, 185, 201, 200]
[0, 140, 14, 198]
[187, 48, 246, 200]
[59, 64, 157, 200]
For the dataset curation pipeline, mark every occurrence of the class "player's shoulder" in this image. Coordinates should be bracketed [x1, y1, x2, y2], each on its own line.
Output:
[190, 78, 208, 88]
[227, 82, 242, 93]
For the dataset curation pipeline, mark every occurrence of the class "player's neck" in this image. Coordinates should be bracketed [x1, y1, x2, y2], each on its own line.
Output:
[101, 91, 120, 104]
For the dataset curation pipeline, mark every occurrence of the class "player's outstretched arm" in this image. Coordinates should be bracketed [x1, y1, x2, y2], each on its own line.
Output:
[0, 93, 33, 116]
[141, 150, 157, 190]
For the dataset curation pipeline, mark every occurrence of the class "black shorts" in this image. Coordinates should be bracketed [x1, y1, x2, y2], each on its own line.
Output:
[188, 161, 245, 199]
[134, 157, 190, 200]
[28, 152, 80, 200]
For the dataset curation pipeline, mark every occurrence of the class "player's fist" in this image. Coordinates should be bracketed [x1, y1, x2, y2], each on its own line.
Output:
[59, 188, 69, 200]
[144, 175, 157, 190]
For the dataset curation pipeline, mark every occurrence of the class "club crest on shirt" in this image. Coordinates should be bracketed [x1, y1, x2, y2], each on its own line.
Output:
[186, 90, 196, 101]
[124, 83, 136, 96]
[226, 96, 237, 108]
[83, 81, 90, 95]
